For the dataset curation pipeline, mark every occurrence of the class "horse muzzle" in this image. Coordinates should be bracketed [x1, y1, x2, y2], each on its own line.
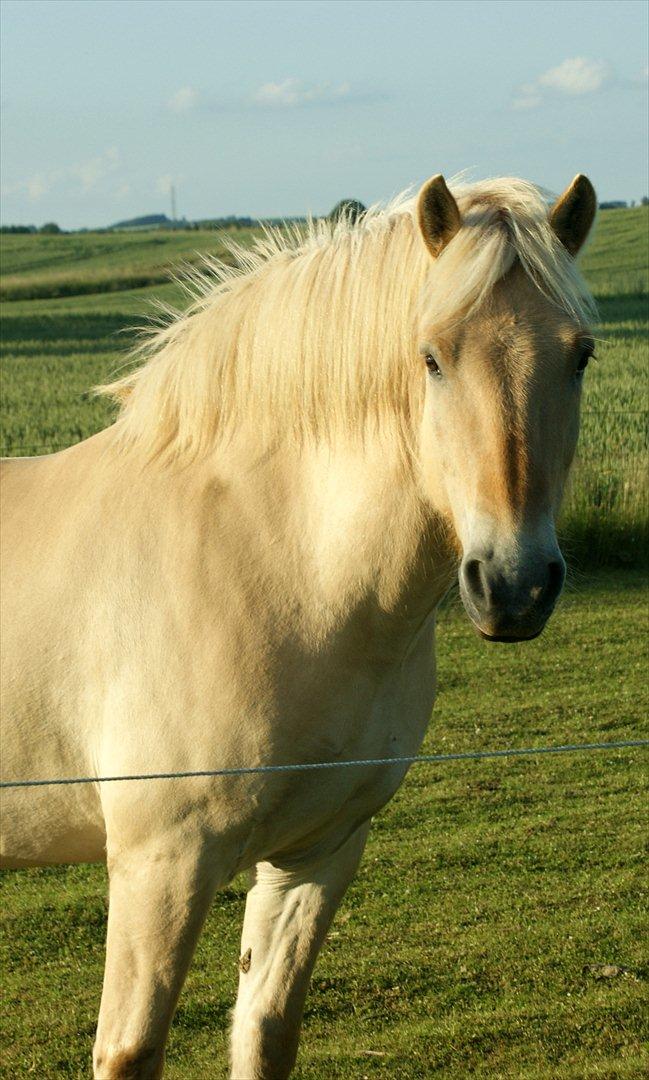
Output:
[458, 546, 566, 643]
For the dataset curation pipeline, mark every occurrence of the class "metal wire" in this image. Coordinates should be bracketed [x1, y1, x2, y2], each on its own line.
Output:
[1, 739, 647, 789]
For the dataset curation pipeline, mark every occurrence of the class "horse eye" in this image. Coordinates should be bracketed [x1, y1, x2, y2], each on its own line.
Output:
[576, 342, 595, 375]
[425, 353, 441, 376]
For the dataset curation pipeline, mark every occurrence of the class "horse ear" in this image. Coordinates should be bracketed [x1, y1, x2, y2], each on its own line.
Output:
[417, 175, 462, 258]
[549, 174, 597, 256]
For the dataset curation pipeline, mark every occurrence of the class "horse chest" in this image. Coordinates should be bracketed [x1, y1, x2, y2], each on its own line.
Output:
[222, 645, 438, 867]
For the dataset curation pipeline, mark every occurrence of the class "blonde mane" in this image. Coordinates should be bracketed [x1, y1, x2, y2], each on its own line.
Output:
[100, 177, 596, 462]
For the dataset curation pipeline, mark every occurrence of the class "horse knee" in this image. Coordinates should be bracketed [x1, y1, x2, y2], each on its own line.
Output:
[93, 1042, 163, 1080]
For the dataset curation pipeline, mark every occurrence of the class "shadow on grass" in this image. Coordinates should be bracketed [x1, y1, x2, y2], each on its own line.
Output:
[558, 525, 649, 573]
[0, 312, 139, 351]
[593, 293, 649, 324]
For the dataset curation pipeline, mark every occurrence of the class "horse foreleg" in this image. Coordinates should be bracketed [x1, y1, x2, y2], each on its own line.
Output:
[93, 839, 220, 1079]
[230, 822, 370, 1080]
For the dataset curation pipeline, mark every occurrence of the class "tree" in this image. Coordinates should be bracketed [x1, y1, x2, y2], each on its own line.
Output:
[40, 222, 61, 234]
[329, 199, 366, 224]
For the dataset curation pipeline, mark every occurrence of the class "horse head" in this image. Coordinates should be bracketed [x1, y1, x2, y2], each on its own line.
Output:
[416, 174, 597, 641]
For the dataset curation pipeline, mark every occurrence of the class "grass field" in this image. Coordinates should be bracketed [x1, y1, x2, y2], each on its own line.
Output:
[0, 227, 257, 301]
[0, 208, 648, 1078]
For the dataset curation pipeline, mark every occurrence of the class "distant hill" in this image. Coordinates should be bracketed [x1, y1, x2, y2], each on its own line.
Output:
[109, 213, 172, 231]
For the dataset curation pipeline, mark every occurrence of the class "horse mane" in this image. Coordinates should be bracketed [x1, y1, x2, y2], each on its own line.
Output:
[99, 177, 596, 462]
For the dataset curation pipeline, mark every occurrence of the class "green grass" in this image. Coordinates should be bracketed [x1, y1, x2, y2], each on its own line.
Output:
[1, 572, 647, 1078]
[579, 206, 648, 298]
[563, 206, 648, 566]
[0, 285, 175, 450]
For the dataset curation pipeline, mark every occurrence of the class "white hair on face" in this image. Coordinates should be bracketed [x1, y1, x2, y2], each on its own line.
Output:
[98, 177, 596, 463]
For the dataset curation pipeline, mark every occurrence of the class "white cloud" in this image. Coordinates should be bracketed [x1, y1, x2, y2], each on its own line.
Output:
[512, 83, 543, 110]
[253, 77, 351, 108]
[3, 147, 122, 202]
[26, 175, 50, 200]
[3, 173, 51, 200]
[538, 57, 609, 95]
[513, 56, 609, 110]
[156, 174, 174, 195]
[168, 86, 200, 113]
[72, 147, 120, 192]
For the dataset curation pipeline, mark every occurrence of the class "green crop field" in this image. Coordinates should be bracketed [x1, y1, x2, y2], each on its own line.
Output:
[0, 227, 257, 301]
[0, 210, 648, 1079]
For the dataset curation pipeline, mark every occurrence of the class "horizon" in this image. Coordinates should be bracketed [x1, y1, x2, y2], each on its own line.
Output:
[2, 198, 646, 237]
[1, 0, 648, 230]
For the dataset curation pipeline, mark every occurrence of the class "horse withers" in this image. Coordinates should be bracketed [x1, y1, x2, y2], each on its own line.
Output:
[0, 173, 597, 1078]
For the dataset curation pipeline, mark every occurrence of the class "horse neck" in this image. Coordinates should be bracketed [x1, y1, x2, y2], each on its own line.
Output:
[214, 431, 455, 644]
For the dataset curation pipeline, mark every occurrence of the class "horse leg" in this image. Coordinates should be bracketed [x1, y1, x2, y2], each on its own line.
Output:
[93, 839, 221, 1079]
[230, 822, 370, 1080]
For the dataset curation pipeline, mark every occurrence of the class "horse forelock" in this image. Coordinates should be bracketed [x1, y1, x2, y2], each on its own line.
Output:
[421, 178, 597, 335]
[97, 177, 596, 464]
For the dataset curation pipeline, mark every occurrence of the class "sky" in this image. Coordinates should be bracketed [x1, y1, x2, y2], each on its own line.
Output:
[1, 0, 647, 229]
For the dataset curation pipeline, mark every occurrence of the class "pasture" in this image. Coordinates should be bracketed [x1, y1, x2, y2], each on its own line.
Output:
[0, 207, 648, 1078]
[0, 227, 257, 301]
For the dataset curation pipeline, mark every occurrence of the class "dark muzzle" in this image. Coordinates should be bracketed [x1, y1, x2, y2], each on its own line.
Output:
[459, 548, 566, 642]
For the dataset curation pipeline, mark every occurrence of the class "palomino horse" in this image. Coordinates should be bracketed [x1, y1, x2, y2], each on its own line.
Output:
[0, 173, 597, 1078]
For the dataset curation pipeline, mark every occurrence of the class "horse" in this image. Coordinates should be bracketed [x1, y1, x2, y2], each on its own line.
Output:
[0, 172, 597, 1078]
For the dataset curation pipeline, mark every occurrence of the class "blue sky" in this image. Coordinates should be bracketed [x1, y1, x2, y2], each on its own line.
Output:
[1, 0, 647, 229]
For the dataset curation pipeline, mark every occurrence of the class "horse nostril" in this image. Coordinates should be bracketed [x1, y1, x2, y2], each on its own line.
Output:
[530, 560, 565, 607]
[545, 559, 565, 603]
[464, 558, 486, 602]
